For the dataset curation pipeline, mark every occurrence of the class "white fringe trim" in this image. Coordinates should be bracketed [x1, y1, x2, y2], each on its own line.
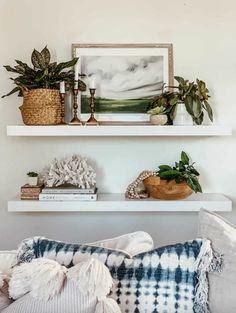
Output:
[194, 239, 223, 313]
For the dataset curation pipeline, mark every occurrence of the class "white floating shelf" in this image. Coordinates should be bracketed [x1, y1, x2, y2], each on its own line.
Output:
[7, 125, 232, 137]
[8, 193, 232, 212]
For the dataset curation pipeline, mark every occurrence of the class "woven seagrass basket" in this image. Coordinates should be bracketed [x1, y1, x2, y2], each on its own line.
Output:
[20, 89, 62, 125]
[143, 176, 193, 200]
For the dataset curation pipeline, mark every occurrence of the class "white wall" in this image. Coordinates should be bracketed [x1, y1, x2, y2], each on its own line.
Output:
[0, 0, 235, 249]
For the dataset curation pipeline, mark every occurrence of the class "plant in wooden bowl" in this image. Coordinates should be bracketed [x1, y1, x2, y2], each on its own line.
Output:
[2, 46, 86, 125]
[143, 151, 202, 200]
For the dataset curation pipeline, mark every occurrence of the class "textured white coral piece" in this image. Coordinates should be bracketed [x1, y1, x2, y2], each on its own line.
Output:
[42, 154, 96, 188]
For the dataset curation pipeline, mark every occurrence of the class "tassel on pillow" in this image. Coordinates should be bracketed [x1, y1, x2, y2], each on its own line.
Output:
[67, 258, 113, 299]
[67, 258, 121, 313]
[9, 257, 122, 313]
[95, 298, 122, 313]
[9, 258, 66, 301]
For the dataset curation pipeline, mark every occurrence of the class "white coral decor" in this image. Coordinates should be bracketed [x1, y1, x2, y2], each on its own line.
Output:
[42, 155, 96, 188]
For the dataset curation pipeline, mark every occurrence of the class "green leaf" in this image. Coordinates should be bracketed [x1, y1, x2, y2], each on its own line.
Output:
[192, 98, 202, 118]
[2, 86, 20, 98]
[31, 49, 46, 69]
[54, 58, 79, 74]
[188, 176, 202, 193]
[189, 168, 200, 176]
[184, 96, 194, 116]
[181, 151, 189, 165]
[178, 160, 186, 171]
[174, 76, 185, 85]
[204, 101, 213, 122]
[4, 65, 22, 74]
[159, 165, 172, 172]
[78, 79, 86, 91]
[193, 112, 204, 125]
[159, 170, 180, 179]
[169, 105, 177, 120]
[35, 69, 48, 82]
[41, 46, 50, 65]
[175, 176, 184, 184]
[15, 60, 34, 74]
[169, 95, 179, 106]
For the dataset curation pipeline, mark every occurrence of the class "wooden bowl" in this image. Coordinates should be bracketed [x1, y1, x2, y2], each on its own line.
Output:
[143, 176, 193, 200]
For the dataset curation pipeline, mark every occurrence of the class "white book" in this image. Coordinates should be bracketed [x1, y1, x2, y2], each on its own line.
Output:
[39, 193, 97, 201]
[42, 187, 97, 194]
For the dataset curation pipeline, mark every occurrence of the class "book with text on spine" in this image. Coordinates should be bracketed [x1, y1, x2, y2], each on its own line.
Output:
[39, 193, 97, 201]
[41, 186, 97, 194]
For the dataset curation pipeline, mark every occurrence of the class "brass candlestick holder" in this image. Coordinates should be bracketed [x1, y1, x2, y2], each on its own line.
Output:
[85, 88, 99, 125]
[59, 92, 67, 125]
[69, 86, 82, 125]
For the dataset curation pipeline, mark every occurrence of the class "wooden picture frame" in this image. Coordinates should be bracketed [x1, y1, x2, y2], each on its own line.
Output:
[72, 44, 174, 122]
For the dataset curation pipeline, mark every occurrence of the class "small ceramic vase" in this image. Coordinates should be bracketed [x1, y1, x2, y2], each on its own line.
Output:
[28, 176, 38, 186]
[173, 102, 193, 126]
[150, 114, 168, 125]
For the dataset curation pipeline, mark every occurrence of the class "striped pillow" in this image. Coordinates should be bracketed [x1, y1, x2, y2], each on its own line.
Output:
[17, 237, 220, 313]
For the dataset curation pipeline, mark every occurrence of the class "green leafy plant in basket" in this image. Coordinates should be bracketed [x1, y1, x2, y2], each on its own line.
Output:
[2, 46, 86, 98]
[157, 151, 202, 193]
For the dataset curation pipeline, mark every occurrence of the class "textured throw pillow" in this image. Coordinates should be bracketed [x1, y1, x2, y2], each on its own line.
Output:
[17, 236, 220, 313]
[88, 231, 154, 256]
[4, 258, 120, 313]
[198, 209, 236, 313]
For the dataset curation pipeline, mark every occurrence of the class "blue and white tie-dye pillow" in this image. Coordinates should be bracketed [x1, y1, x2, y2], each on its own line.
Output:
[17, 237, 221, 313]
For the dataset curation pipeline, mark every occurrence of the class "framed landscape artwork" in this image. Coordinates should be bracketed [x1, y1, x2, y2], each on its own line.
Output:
[72, 44, 174, 122]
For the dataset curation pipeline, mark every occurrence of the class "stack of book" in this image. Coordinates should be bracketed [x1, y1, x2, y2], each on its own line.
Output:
[39, 186, 98, 201]
[21, 184, 44, 200]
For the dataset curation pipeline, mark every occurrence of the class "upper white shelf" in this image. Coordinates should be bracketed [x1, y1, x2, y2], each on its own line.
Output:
[8, 193, 232, 212]
[7, 125, 232, 137]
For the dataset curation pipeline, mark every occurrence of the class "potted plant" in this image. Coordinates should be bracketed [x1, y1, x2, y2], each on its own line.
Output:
[2, 46, 86, 125]
[147, 106, 168, 125]
[143, 151, 202, 200]
[147, 90, 177, 125]
[149, 76, 213, 125]
[27, 171, 39, 186]
[170, 76, 213, 125]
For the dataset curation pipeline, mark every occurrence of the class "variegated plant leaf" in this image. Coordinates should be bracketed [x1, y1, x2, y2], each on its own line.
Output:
[31, 49, 46, 69]
[41, 46, 50, 65]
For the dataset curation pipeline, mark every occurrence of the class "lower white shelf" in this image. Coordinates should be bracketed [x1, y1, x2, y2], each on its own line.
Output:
[8, 193, 232, 212]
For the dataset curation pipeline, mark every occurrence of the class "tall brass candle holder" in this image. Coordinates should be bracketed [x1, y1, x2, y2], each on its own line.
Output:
[85, 88, 99, 125]
[59, 92, 66, 125]
[69, 85, 82, 125]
